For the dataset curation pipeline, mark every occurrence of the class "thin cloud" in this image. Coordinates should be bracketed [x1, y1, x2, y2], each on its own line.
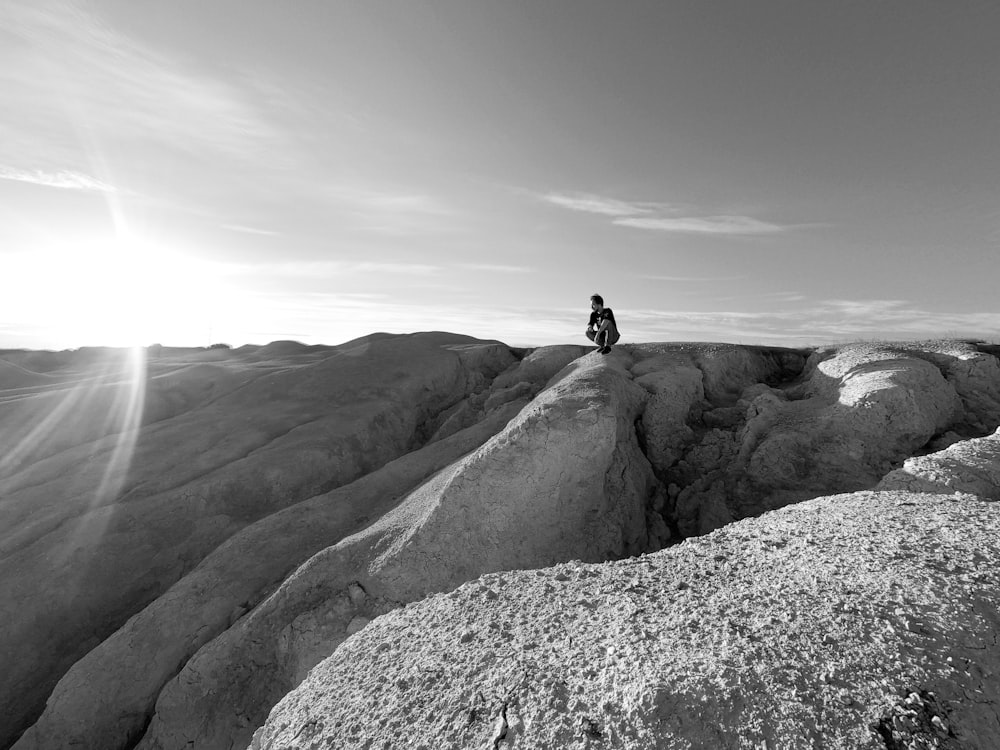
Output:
[0, 0, 281, 171]
[220, 261, 441, 279]
[321, 185, 458, 236]
[460, 263, 533, 274]
[621, 299, 1000, 345]
[816, 299, 909, 316]
[222, 224, 279, 236]
[760, 292, 808, 302]
[540, 190, 794, 236]
[540, 193, 662, 217]
[615, 215, 786, 235]
[354, 262, 440, 275]
[326, 186, 453, 217]
[0, 166, 116, 192]
[641, 274, 744, 282]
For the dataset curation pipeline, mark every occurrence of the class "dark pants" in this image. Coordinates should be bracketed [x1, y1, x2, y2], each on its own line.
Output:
[586, 324, 620, 347]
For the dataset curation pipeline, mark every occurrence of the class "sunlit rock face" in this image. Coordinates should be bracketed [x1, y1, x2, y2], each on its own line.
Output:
[635, 342, 998, 537]
[877, 427, 1000, 499]
[5, 336, 1000, 750]
[250, 490, 1000, 750]
[131, 350, 655, 750]
[0, 333, 521, 750]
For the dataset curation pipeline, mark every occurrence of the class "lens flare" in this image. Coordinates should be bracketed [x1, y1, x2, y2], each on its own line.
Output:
[0, 346, 148, 568]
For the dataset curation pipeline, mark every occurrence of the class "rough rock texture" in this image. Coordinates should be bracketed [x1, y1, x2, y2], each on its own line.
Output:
[427, 345, 589, 444]
[1, 333, 518, 750]
[6, 338, 1000, 750]
[877, 427, 1000, 500]
[9, 346, 589, 750]
[251, 490, 1000, 750]
[11, 402, 525, 750]
[637, 343, 973, 536]
[898, 340, 1000, 435]
[131, 350, 655, 750]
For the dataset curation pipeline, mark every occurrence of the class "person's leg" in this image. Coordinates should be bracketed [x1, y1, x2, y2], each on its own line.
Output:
[600, 322, 619, 353]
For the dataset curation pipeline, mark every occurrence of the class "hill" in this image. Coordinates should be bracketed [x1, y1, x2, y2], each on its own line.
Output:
[4, 336, 1000, 749]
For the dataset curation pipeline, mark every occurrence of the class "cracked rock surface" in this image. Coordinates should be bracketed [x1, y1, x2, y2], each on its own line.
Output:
[251, 490, 1000, 750]
[6, 337, 1000, 750]
[632, 341, 998, 537]
[877, 428, 1000, 500]
[2, 333, 520, 750]
[127, 349, 654, 750]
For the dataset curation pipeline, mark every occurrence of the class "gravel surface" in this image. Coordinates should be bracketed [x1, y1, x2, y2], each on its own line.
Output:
[253, 490, 1000, 750]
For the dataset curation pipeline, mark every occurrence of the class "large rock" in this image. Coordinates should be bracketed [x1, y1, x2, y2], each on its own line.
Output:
[251, 490, 1000, 750]
[9, 337, 1000, 750]
[426, 345, 589, 444]
[657, 344, 966, 535]
[131, 351, 656, 750]
[0, 333, 518, 750]
[915, 341, 1000, 434]
[876, 427, 1000, 500]
[10, 401, 526, 750]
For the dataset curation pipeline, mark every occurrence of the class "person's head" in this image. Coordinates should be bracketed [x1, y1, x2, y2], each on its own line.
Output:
[590, 293, 604, 311]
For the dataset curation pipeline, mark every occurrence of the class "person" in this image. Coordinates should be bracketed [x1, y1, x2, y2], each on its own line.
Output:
[585, 293, 620, 354]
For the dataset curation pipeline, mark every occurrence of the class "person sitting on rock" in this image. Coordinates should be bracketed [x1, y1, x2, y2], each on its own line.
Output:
[585, 293, 620, 354]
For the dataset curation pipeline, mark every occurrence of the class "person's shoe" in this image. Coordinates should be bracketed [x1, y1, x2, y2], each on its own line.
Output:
[600, 346, 612, 355]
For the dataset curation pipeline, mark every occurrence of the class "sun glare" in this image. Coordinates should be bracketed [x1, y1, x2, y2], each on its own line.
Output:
[19, 234, 228, 348]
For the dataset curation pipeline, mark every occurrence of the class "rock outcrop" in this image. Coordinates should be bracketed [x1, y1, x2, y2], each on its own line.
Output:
[877, 427, 1000, 500]
[5, 337, 1000, 750]
[1, 333, 519, 750]
[251, 490, 1000, 750]
[130, 349, 655, 750]
[635, 342, 995, 536]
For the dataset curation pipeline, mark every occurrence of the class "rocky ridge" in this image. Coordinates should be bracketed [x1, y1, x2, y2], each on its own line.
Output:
[1, 333, 527, 750]
[4, 336, 1000, 750]
[252, 488, 1000, 749]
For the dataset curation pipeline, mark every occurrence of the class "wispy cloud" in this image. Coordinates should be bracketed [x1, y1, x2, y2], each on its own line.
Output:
[540, 190, 794, 236]
[326, 186, 453, 216]
[220, 260, 442, 279]
[222, 224, 279, 237]
[620, 299, 1000, 345]
[0, 165, 116, 192]
[320, 185, 458, 235]
[0, 0, 281, 173]
[460, 263, 533, 274]
[641, 274, 744, 282]
[615, 215, 786, 235]
[354, 262, 440, 275]
[540, 193, 664, 217]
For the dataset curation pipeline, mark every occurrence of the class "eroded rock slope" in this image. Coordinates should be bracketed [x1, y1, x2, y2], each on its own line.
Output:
[633, 341, 1000, 537]
[1, 333, 523, 750]
[6, 337, 1000, 750]
[129, 349, 654, 750]
[251, 490, 1000, 749]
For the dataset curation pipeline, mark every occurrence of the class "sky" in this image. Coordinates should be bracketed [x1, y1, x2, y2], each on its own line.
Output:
[2, 0, 999, 350]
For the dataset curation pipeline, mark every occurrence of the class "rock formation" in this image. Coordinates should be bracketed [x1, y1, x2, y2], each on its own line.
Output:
[1, 333, 521, 750]
[251, 489, 1000, 749]
[4, 336, 1000, 750]
[877, 427, 1000, 500]
[132, 347, 654, 750]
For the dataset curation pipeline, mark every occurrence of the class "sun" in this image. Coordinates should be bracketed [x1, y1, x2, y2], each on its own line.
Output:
[22, 233, 226, 348]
